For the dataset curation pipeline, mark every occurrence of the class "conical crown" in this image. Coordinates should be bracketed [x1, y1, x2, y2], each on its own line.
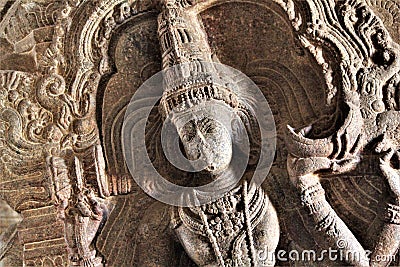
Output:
[158, 0, 238, 116]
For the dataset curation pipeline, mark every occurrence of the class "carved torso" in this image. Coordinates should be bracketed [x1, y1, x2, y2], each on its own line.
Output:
[172, 183, 276, 266]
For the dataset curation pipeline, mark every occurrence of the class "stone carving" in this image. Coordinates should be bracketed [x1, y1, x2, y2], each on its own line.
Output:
[100, 1, 279, 266]
[0, 0, 111, 265]
[1, 0, 400, 266]
[282, 0, 400, 266]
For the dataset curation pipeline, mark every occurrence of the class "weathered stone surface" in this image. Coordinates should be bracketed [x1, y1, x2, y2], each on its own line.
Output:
[1, 0, 400, 266]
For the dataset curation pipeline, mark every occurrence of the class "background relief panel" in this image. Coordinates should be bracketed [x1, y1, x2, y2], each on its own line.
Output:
[1, 0, 400, 266]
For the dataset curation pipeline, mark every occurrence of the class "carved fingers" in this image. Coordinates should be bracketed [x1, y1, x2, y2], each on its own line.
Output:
[287, 153, 359, 178]
[287, 155, 331, 177]
[331, 156, 360, 173]
[379, 149, 400, 201]
[287, 154, 330, 188]
[375, 133, 394, 153]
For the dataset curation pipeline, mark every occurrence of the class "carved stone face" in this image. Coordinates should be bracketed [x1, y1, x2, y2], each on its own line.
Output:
[173, 105, 233, 175]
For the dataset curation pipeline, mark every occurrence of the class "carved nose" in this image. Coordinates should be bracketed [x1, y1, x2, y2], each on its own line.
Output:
[207, 164, 216, 172]
[187, 131, 231, 174]
[205, 158, 229, 174]
[206, 164, 219, 174]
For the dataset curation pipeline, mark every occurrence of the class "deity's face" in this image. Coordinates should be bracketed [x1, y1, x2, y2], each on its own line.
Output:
[173, 105, 233, 175]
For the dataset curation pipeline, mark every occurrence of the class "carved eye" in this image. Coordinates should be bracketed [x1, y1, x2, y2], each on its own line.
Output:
[181, 120, 196, 142]
[182, 131, 196, 142]
[200, 118, 218, 135]
[204, 124, 217, 134]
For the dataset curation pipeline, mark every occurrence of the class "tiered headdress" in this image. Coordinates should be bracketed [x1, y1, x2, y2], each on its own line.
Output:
[158, 0, 239, 116]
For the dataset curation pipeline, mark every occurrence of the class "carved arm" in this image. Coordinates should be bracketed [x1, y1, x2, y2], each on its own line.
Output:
[370, 150, 400, 267]
[287, 155, 370, 266]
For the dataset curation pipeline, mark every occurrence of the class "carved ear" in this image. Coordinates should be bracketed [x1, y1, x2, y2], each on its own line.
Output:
[231, 109, 259, 165]
[231, 114, 247, 145]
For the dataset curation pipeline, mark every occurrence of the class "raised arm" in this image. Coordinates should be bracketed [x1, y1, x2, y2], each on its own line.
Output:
[287, 154, 370, 266]
[370, 150, 400, 267]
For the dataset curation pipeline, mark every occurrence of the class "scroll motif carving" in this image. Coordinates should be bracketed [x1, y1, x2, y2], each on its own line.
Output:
[1, 0, 400, 266]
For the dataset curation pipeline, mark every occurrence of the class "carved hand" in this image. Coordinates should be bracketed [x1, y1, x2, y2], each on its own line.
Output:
[287, 154, 359, 188]
[379, 149, 400, 204]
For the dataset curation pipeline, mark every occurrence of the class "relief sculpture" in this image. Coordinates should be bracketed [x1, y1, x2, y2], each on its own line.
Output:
[284, 0, 400, 266]
[119, 1, 279, 265]
[0, 0, 400, 266]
